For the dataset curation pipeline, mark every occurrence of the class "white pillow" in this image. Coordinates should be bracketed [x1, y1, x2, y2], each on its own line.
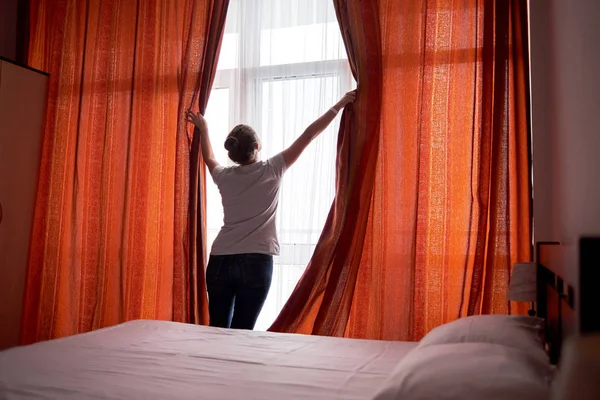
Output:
[418, 315, 548, 362]
[372, 342, 551, 400]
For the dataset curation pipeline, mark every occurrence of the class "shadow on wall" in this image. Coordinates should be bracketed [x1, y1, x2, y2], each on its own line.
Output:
[0, 0, 18, 60]
[0, 0, 29, 63]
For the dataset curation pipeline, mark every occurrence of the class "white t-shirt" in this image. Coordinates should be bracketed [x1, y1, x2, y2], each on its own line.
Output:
[210, 154, 287, 256]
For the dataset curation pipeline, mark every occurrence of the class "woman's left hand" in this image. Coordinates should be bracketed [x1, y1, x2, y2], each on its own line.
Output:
[336, 90, 357, 109]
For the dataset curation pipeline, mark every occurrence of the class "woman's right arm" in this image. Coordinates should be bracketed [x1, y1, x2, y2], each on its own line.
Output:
[186, 109, 220, 173]
[281, 90, 356, 169]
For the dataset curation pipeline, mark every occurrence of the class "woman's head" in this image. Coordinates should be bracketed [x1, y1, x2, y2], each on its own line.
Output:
[224, 124, 260, 164]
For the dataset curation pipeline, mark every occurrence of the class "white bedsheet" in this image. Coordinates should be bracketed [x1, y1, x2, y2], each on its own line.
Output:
[0, 320, 416, 399]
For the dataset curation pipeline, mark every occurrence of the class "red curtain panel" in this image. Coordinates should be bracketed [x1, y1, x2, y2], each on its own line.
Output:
[21, 0, 228, 344]
[270, 0, 531, 340]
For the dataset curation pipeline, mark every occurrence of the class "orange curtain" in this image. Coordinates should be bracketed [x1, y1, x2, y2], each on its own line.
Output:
[21, 0, 227, 344]
[270, 0, 531, 341]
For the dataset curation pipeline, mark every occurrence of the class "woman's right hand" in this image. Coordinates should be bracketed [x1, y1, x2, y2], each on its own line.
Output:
[185, 109, 208, 131]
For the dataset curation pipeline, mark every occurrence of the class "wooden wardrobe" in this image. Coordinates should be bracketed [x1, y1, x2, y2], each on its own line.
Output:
[0, 57, 48, 349]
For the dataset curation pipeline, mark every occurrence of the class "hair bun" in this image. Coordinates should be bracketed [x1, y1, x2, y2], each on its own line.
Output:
[224, 136, 239, 151]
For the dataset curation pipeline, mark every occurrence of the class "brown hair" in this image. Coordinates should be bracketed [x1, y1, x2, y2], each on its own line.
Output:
[224, 124, 259, 164]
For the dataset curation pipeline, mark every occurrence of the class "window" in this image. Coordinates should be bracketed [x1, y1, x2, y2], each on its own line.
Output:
[204, 0, 354, 330]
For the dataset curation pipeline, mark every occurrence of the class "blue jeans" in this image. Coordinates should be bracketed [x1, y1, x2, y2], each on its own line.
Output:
[206, 253, 273, 330]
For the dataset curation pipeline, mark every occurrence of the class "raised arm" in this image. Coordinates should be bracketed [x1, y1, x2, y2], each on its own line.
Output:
[281, 90, 356, 169]
[186, 109, 220, 173]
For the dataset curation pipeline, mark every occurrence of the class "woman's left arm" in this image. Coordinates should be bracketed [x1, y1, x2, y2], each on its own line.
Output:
[186, 110, 220, 173]
[281, 90, 356, 169]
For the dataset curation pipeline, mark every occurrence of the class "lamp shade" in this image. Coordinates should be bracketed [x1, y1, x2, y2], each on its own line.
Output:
[551, 335, 600, 400]
[507, 262, 537, 302]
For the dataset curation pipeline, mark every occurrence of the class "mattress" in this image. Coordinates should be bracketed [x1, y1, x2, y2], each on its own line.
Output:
[0, 320, 417, 399]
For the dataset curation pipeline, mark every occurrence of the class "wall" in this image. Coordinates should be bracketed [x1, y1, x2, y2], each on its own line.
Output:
[0, 0, 19, 61]
[529, 0, 600, 290]
[529, 0, 600, 245]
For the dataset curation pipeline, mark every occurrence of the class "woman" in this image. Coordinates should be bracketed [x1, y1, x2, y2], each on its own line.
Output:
[185, 90, 356, 330]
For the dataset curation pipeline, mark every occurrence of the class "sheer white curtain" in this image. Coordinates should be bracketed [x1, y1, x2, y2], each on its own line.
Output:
[204, 0, 354, 331]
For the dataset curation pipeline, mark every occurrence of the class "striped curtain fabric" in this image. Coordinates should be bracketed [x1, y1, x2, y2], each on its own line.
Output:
[270, 0, 531, 340]
[21, 0, 228, 344]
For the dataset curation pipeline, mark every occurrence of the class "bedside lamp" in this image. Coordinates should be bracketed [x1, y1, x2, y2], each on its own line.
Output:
[507, 262, 537, 316]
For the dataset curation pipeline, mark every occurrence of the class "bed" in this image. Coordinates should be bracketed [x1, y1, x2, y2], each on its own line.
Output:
[0, 321, 416, 399]
[1, 237, 598, 400]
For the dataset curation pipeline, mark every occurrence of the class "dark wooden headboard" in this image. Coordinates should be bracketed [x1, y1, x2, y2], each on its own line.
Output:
[535, 237, 600, 364]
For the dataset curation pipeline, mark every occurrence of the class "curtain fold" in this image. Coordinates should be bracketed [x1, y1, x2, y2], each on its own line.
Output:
[269, 0, 383, 336]
[187, 0, 229, 326]
[270, 0, 531, 340]
[21, 0, 228, 344]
